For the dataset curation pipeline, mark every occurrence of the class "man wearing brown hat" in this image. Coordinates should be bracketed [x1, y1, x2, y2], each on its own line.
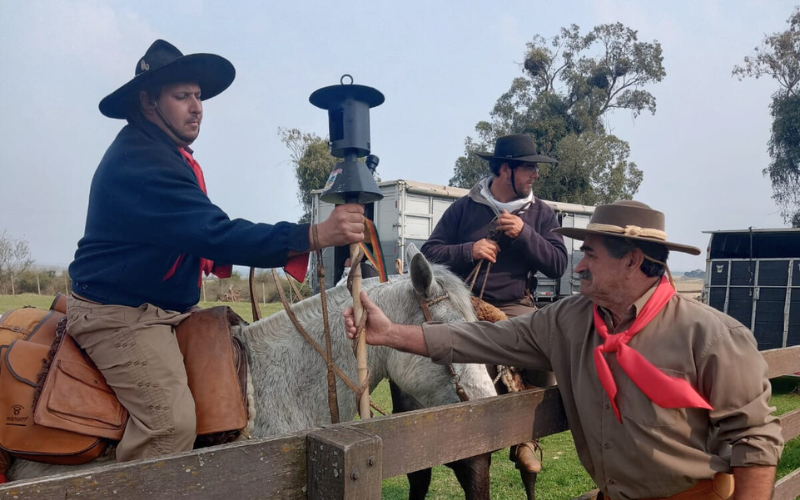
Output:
[345, 200, 783, 500]
[420, 133, 567, 481]
[67, 40, 365, 462]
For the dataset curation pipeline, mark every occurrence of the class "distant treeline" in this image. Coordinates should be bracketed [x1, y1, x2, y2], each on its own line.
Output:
[1, 268, 310, 304]
[683, 269, 706, 279]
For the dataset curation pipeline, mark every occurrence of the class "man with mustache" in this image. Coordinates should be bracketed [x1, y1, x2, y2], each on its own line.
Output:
[346, 200, 783, 500]
[67, 40, 364, 462]
[420, 134, 567, 482]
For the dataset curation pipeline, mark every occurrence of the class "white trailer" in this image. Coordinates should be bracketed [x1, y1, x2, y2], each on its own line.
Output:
[311, 179, 594, 300]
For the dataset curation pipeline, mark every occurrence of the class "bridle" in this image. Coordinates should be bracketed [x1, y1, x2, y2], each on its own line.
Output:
[415, 290, 470, 403]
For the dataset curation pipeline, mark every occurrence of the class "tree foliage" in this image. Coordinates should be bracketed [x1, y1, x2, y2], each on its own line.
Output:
[538, 132, 643, 205]
[279, 127, 337, 223]
[450, 23, 664, 205]
[0, 230, 34, 294]
[734, 8, 800, 226]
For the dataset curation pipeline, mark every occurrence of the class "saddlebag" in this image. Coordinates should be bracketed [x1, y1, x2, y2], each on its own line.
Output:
[33, 317, 128, 440]
[175, 307, 249, 436]
[0, 338, 107, 464]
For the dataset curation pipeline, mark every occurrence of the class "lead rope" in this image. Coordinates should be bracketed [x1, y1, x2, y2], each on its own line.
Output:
[270, 267, 387, 417]
[312, 225, 340, 424]
[465, 260, 492, 302]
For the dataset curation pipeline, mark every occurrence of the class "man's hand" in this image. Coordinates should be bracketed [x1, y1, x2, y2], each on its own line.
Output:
[496, 210, 524, 239]
[344, 291, 430, 356]
[344, 291, 393, 345]
[472, 238, 500, 263]
[312, 204, 365, 249]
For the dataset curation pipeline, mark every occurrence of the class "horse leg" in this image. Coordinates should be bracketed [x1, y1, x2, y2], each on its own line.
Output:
[519, 469, 538, 500]
[406, 468, 433, 500]
[446, 453, 491, 500]
[390, 380, 434, 500]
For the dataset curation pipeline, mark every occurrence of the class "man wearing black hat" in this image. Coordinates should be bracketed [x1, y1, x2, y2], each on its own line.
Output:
[346, 200, 783, 500]
[420, 133, 567, 480]
[67, 40, 365, 462]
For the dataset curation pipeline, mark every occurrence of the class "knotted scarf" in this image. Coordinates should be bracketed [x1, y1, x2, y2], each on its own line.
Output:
[593, 276, 712, 422]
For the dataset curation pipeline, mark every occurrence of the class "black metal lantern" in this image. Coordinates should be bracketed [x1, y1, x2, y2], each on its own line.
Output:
[310, 75, 384, 205]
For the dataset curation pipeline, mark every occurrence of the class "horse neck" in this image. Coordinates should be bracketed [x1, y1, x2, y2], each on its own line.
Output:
[235, 283, 395, 433]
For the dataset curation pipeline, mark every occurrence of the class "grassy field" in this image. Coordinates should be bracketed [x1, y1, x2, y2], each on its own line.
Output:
[2, 293, 799, 499]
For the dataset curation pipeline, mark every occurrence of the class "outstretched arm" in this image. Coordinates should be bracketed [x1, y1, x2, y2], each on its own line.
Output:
[343, 291, 429, 356]
[732, 466, 775, 500]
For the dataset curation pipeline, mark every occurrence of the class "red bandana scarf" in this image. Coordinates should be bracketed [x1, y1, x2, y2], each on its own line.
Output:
[593, 276, 712, 422]
[163, 149, 232, 285]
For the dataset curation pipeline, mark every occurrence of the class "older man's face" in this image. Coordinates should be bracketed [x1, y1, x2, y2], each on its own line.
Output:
[574, 234, 628, 304]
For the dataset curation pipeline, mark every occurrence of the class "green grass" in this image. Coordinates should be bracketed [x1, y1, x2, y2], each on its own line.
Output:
[3, 294, 800, 498]
[0, 292, 279, 323]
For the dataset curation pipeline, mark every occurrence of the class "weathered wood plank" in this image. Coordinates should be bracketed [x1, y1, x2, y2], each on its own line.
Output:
[773, 467, 800, 500]
[353, 388, 567, 478]
[780, 407, 800, 442]
[307, 427, 382, 500]
[0, 432, 307, 500]
[764, 345, 800, 379]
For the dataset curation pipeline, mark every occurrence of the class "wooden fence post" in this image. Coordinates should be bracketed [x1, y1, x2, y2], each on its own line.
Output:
[307, 427, 382, 499]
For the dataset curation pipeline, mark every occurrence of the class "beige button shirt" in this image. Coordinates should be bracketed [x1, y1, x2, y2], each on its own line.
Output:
[423, 288, 783, 500]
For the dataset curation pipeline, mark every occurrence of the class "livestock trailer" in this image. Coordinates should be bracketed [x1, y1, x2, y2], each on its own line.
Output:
[311, 179, 594, 300]
[702, 228, 800, 350]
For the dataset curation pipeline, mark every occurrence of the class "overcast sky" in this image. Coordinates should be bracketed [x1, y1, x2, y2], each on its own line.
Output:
[0, 0, 793, 273]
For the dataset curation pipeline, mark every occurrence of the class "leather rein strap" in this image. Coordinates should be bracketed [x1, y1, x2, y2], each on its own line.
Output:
[415, 291, 470, 403]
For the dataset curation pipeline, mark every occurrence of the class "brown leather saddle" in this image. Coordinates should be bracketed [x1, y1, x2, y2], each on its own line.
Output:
[0, 293, 249, 467]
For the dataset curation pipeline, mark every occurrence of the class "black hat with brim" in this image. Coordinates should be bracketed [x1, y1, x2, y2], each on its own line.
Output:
[99, 39, 235, 119]
[476, 134, 557, 164]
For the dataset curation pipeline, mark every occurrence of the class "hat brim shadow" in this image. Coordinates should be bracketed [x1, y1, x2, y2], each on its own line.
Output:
[99, 53, 235, 119]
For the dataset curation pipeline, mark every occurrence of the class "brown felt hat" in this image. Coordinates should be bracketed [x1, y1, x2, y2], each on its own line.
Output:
[553, 200, 701, 255]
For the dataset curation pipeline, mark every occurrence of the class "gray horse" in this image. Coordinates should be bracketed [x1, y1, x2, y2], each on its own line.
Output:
[8, 251, 497, 496]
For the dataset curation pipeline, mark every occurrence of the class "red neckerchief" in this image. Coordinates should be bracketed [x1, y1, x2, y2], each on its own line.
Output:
[163, 149, 232, 285]
[593, 276, 712, 422]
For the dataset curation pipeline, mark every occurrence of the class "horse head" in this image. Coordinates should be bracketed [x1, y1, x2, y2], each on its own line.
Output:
[373, 248, 495, 409]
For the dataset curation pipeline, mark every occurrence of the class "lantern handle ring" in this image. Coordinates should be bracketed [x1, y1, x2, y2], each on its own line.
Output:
[340, 74, 354, 85]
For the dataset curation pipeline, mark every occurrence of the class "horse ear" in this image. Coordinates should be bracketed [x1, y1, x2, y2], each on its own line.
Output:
[405, 243, 420, 262]
[410, 252, 437, 297]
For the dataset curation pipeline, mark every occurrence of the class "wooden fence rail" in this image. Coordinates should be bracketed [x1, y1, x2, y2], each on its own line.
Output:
[2, 346, 800, 500]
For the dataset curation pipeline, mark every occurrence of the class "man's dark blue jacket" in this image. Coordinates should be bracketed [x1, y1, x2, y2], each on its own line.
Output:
[69, 117, 310, 312]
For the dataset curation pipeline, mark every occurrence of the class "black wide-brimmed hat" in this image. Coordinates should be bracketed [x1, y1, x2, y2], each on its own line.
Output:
[476, 134, 557, 163]
[554, 200, 701, 255]
[99, 39, 236, 119]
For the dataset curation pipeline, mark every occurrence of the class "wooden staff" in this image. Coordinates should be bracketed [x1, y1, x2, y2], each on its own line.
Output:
[350, 240, 370, 419]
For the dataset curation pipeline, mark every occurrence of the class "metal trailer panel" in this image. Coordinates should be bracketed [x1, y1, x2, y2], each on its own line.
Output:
[313, 179, 595, 300]
[703, 229, 800, 351]
[533, 210, 592, 300]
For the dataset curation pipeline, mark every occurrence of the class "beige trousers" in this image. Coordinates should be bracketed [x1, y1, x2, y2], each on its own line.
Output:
[66, 296, 196, 462]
